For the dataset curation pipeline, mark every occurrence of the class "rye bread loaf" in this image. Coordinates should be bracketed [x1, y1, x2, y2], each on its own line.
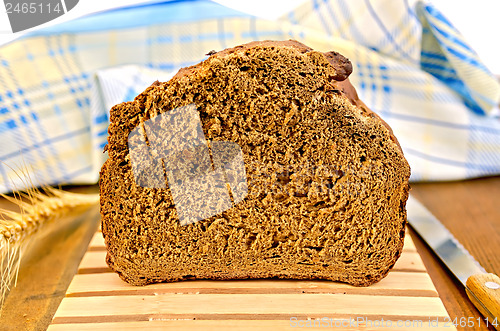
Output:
[100, 40, 411, 287]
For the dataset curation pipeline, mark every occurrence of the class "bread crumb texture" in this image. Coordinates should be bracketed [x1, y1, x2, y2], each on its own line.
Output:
[100, 40, 411, 287]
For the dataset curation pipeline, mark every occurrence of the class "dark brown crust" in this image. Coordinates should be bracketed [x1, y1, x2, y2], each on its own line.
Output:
[323, 51, 353, 81]
[100, 40, 411, 287]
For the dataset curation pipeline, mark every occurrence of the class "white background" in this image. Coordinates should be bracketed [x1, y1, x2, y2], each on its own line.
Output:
[0, 0, 499, 75]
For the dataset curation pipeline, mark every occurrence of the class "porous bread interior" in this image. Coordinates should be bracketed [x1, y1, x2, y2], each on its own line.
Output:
[100, 42, 411, 287]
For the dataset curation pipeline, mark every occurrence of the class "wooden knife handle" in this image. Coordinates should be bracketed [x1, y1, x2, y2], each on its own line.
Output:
[466, 273, 500, 329]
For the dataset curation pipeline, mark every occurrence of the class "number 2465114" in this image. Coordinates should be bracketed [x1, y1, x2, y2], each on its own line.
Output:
[444, 317, 498, 328]
[5, 2, 62, 14]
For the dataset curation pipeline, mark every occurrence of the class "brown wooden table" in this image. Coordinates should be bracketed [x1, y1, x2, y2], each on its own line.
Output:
[410, 177, 500, 331]
[0, 178, 499, 330]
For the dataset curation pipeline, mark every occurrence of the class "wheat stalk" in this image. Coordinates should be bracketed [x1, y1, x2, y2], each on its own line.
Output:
[0, 185, 99, 310]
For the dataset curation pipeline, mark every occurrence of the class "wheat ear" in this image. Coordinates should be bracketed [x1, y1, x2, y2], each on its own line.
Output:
[0, 186, 99, 310]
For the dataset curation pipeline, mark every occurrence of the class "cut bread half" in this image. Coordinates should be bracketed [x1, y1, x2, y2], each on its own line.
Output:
[100, 40, 411, 286]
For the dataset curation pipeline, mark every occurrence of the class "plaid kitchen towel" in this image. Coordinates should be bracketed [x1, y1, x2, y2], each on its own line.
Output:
[0, 0, 499, 192]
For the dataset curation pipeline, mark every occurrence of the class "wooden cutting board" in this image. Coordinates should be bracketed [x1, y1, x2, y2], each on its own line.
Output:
[48, 228, 455, 330]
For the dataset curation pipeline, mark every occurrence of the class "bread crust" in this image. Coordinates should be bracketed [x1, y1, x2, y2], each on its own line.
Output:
[100, 40, 410, 287]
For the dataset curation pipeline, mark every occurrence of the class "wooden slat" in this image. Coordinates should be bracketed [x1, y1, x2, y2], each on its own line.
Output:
[403, 232, 416, 251]
[48, 319, 455, 331]
[52, 294, 448, 318]
[77, 251, 109, 273]
[392, 251, 425, 271]
[66, 272, 437, 297]
[87, 233, 106, 251]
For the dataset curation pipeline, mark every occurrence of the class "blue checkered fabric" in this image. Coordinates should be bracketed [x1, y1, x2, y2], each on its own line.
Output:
[0, 0, 499, 192]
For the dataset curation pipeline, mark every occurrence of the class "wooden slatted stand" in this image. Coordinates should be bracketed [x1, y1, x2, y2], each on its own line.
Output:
[49, 229, 454, 330]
